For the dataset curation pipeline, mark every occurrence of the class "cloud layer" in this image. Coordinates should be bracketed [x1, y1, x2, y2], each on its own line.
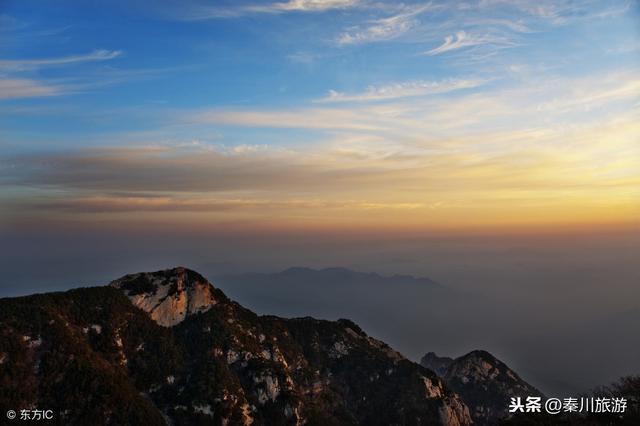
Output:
[3, 70, 638, 230]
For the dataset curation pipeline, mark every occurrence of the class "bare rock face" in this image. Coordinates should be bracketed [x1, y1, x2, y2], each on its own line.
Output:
[424, 378, 472, 426]
[422, 350, 544, 425]
[439, 394, 473, 426]
[110, 267, 217, 326]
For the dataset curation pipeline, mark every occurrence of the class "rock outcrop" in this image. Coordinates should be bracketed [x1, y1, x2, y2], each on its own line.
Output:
[110, 267, 217, 326]
[422, 350, 544, 425]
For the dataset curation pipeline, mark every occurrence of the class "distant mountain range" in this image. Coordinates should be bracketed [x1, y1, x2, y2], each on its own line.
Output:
[216, 266, 442, 306]
[0, 267, 636, 425]
[214, 267, 446, 336]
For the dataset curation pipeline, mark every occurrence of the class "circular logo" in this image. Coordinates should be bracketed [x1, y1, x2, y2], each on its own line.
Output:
[6, 410, 16, 420]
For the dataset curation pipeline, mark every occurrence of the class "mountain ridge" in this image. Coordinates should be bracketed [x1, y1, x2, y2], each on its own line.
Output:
[223, 266, 442, 288]
[0, 267, 471, 425]
[421, 350, 544, 425]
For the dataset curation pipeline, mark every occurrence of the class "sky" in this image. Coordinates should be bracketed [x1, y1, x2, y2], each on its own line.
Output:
[1, 0, 640, 394]
[1, 0, 639, 234]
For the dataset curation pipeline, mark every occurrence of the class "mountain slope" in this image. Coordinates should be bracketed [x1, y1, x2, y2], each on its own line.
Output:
[0, 267, 471, 425]
[421, 350, 543, 425]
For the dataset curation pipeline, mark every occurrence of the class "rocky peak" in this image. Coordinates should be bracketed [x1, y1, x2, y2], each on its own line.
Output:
[110, 267, 219, 327]
[446, 350, 536, 389]
[422, 349, 544, 425]
[421, 351, 454, 376]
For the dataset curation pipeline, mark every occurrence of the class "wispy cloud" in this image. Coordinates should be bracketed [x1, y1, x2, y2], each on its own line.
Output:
[477, 0, 632, 25]
[337, 3, 434, 45]
[0, 78, 63, 100]
[192, 107, 388, 131]
[252, 0, 360, 13]
[535, 75, 640, 114]
[0, 49, 122, 71]
[187, 70, 640, 138]
[317, 78, 488, 102]
[468, 18, 532, 33]
[477, 0, 571, 22]
[423, 31, 513, 55]
[0, 50, 130, 100]
[174, 0, 360, 20]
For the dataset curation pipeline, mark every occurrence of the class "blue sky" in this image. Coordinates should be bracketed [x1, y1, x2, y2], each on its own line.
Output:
[1, 0, 639, 231]
[2, 1, 637, 142]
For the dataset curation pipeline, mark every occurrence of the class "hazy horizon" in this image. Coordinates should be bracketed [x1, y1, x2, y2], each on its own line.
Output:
[2, 224, 638, 397]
